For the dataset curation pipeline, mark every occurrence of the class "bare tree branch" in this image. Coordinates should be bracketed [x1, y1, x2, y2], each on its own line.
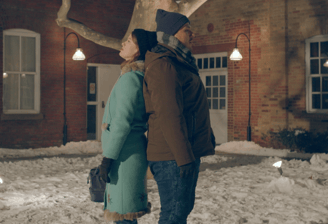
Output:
[56, 0, 208, 51]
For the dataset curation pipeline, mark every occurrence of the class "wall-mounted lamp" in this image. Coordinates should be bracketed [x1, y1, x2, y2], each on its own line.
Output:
[3, 73, 8, 78]
[63, 30, 85, 146]
[229, 32, 251, 141]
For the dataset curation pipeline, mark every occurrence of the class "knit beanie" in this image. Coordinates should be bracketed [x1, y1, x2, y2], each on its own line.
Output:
[155, 9, 190, 36]
[133, 29, 158, 60]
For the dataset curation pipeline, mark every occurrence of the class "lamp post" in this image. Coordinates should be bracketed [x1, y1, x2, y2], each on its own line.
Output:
[63, 30, 86, 145]
[230, 33, 251, 141]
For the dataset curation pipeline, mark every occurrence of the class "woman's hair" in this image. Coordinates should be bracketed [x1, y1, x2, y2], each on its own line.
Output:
[120, 30, 140, 69]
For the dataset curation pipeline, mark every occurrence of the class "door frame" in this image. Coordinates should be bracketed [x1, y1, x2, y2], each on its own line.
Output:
[86, 63, 121, 141]
[194, 52, 228, 144]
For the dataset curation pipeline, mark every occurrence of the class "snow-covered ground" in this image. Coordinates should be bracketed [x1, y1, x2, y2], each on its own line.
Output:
[0, 141, 328, 224]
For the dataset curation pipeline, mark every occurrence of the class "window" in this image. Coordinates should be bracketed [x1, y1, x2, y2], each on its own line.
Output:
[205, 75, 226, 110]
[3, 29, 40, 114]
[197, 56, 228, 70]
[306, 35, 328, 112]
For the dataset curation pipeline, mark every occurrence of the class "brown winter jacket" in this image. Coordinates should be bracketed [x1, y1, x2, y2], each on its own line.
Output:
[143, 43, 215, 167]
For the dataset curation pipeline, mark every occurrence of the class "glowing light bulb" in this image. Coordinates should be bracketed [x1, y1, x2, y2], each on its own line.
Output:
[72, 48, 85, 60]
[273, 161, 282, 168]
[273, 161, 283, 175]
[230, 48, 243, 61]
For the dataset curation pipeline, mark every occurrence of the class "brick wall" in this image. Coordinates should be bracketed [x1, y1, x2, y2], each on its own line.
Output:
[0, 0, 134, 148]
[190, 0, 328, 147]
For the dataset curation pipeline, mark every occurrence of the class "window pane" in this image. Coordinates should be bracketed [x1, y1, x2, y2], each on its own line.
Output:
[220, 87, 226, 97]
[222, 57, 227, 68]
[220, 75, 226, 86]
[320, 41, 328, 58]
[213, 99, 218, 109]
[87, 105, 97, 140]
[206, 76, 211, 86]
[220, 99, 226, 109]
[20, 74, 34, 110]
[197, 58, 202, 69]
[216, 57, 221, 68]
[21, 37, 36, 72]
[208, 99, 211, 109]
[213, 76, 218, 86]
[323, 77, 328, 92]
[311, 59, 319, 74]
[310, 42, 319, 57]
[213, 87, 218, 97]
[312, 94, 320, 109]
[87, 67, 97, 101]
[323, 94, 328, 109]
[4, 35, 20, 71]
[3, 73, 19, 110]
[206, 88, 211, 97]
[312, 77, 320, 92]
[204, 58, 208, 69]
[210, 58, 214, 68]
[321, 59, 328, 74]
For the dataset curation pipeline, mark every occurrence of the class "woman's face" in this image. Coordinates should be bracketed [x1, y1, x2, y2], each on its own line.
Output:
[119, 34, 139, 61]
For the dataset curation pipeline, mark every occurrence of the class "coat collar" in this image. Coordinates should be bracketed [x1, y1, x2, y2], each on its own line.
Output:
[145, 44, 199, 75]
[121, 60, 145, 74]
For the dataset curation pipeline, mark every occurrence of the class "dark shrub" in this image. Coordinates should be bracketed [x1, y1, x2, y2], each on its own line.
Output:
[262, 128, 328, 153]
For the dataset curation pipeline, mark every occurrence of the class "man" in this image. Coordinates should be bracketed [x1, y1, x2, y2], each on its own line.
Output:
[143, 9, 216, 224]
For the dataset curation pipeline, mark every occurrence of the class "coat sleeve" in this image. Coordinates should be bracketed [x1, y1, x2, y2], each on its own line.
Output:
[102, 72, 141, 159]
[145, 58, 195, 166]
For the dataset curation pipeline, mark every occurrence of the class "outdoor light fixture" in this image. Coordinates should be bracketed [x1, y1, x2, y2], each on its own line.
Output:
[230, 48, 243, 61]
[273, 161, 283, 175]
[3, 73, 8, 78]
[72, 48, 85, 60]
[63, 30, 85, 145]
[230, 32, 251, 141]
[324, 59, 328, 68]
[0, 177, 3, 184]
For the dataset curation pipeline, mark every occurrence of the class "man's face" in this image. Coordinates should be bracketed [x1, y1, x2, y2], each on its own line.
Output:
[174, 23, 195, 50]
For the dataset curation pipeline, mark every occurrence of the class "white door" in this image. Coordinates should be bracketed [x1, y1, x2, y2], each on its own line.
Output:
[195, 53, 228, 144]
[87, 64, 121, 141]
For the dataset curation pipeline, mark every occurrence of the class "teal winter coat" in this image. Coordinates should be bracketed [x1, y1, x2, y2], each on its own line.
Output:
[101, 61, 151, 222]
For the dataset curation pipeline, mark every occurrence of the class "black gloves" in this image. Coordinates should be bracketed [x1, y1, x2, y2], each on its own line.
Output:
[99, 157, 113, 183]
[179, 161, 196, 179]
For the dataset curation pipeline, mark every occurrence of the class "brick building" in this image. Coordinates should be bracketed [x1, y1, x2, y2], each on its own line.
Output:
[1, 0, 328, 149]
[190, 0, 328, 146]
[0, 0, 134, 148]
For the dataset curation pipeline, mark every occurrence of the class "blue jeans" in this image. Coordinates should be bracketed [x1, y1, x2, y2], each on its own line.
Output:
[114, 220, 137, 224]
[149, 158, 201, 224]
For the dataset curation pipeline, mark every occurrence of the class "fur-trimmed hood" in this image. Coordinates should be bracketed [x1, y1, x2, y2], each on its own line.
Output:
[121, 60, 145, 75]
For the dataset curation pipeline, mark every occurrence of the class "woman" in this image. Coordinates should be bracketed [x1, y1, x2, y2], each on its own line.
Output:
[99, 29, 157, 224]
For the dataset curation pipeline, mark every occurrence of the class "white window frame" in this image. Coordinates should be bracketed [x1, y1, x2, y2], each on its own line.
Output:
[195, 52, 228, 111]
[3, 29, 41, 114]
[305, 34, 328, 113]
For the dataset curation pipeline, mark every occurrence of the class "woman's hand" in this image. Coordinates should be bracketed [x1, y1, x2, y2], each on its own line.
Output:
[99, 157, 113, 183]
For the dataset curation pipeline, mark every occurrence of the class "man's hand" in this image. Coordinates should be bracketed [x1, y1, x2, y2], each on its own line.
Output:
[179, 161, 196, 179]
[99, 157, 113, 183]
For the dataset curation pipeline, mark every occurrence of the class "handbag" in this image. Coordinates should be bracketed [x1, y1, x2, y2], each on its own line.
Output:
[87, 166, 106, 202]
